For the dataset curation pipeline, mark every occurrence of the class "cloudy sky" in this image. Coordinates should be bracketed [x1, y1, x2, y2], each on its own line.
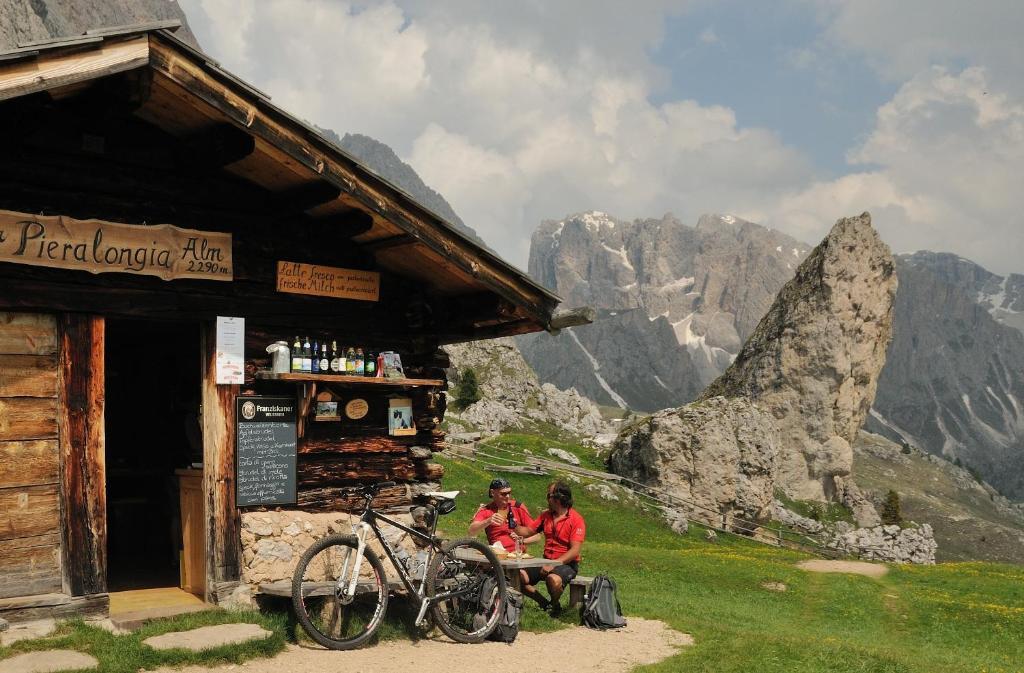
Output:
[179, 0, 1024, 274]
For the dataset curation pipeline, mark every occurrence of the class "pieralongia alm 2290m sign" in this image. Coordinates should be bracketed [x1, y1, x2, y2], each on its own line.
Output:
[0, 209, 233, 281]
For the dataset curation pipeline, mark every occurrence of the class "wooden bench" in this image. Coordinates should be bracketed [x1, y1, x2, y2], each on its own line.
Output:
[568, 575, 593, 608]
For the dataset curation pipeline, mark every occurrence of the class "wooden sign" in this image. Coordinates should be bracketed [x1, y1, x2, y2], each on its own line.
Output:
[344, 398, 369, 420]
[0, 210, 232, 281]
[276, 261, 380, 302]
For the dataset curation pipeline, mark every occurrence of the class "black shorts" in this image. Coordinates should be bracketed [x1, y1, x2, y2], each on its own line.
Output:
[524, 561, 578, 586]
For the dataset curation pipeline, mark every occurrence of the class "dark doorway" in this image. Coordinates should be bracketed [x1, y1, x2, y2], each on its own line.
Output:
[105, 319, 202, 592]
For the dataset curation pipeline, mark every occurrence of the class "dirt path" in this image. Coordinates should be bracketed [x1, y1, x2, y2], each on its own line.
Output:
[152, 618, 691, 673]
[797, 559, 889, 578]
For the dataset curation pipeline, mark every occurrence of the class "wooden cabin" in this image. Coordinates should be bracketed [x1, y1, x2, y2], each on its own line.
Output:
[0, 24, 577, 622]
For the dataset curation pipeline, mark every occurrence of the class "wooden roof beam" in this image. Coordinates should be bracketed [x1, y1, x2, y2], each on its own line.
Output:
[274, 180, 342, 214]
[179, 122, 256, 169]
[0, 35, 149, 102]
[362, 234, 416, 252]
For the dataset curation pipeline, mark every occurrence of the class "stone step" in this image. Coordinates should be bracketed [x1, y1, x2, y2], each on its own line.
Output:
[0, 650, 97, 673]
[108, 604, 212, 631]
[142, 623, 272, 652]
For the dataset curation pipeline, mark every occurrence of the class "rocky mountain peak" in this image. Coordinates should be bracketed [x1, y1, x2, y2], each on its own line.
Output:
[521, 210, 812, 411]
[701, 212, 898, 505]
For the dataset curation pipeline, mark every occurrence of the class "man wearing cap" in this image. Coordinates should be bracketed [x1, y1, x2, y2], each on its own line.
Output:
[468, 477, 534, 553]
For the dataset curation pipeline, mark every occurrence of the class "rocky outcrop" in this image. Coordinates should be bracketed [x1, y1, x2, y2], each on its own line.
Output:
[0, 0, 200, 51]
[771, 501, 825, 535]
[518, 211, 810, 411]
[867, 253, 1024, 499]
[444, 337, 609, 437]
[701, 213, 898, 506]
[608, 396, 780, 529]
[828, 524, 937, 564]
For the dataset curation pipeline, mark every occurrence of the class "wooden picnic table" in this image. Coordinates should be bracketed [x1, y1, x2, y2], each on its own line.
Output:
[454, 549, 552, 591]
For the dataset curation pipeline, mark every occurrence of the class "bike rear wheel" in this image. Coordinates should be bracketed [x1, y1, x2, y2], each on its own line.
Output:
[426, 537, 507, 643]
[291, 534, 388, 650]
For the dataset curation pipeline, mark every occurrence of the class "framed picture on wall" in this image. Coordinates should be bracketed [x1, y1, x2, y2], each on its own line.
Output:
[388, 397, 416, 436]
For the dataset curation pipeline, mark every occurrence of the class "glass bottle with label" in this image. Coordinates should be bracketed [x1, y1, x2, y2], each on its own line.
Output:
[291, 336, 303, 373]
[345, 347, 356, 374]
[311, 339, 321, 373]
[355, 348, 365, 375]
[319, 343, 330, 373]
[302, 336, 312, 373]
[364, 350, 377, 377]
[330, 340, 341, 373]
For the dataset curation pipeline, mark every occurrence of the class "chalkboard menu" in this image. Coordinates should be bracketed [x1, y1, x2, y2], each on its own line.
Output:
[236, 396, 297, 507]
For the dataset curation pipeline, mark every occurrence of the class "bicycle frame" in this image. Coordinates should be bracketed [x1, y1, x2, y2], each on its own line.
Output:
[341, 496, 477, 627]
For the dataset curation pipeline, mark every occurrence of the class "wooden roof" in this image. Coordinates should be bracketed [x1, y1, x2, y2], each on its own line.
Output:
[0, 25, 571, 341]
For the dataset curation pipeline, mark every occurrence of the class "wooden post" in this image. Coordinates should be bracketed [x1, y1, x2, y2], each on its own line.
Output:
[58, 314, 106, 597]
[201, 321, 240, 602]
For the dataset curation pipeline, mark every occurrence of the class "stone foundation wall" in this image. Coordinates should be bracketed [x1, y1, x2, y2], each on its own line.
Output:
[240, 510, 422, 588]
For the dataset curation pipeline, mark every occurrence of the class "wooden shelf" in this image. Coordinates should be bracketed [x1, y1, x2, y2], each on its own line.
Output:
[255, 372, 444, 387]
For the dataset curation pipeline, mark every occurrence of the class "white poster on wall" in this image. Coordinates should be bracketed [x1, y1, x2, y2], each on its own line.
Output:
[216, 316, 245, 384]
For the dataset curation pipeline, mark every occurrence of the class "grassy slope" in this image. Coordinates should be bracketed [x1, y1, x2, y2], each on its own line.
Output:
[854, 432, 1024, 564]
[439, 438, 1024, 673]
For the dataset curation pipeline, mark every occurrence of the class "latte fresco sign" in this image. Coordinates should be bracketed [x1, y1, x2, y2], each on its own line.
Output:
[0, 210, 233, 281]
[276, 261, 380, 302]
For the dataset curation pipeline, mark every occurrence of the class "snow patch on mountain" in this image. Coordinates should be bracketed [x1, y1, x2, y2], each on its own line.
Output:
[656, 276, 695, 294]
[567, 328, 628, 408]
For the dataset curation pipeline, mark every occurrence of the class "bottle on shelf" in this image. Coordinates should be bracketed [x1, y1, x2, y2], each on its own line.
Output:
[365, 349, 377, 377]
[345, 347, 356, 374]
[330, 340, 341, 373]
[376, 352, 384, 378]
[319, 343, 330, 374]
[302, 336, 312, 373]
[355, 348, 365, 375]
[311, 339, 321, 373]
[291, 336, 302, 373]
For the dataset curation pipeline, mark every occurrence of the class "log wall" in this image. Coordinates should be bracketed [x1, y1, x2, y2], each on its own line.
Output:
[244, 339, 448, 514]
[0, 312, 62, 600]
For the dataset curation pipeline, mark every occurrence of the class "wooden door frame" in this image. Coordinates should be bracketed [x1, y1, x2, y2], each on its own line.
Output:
[200, 321, 240, 602]
[58, 314, 106, 597]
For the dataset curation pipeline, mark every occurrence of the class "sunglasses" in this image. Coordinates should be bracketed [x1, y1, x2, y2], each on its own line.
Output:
[498, 490, 512, 496]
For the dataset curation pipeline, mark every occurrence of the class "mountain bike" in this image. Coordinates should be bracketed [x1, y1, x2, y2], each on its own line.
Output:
[291, 480, 507, 650]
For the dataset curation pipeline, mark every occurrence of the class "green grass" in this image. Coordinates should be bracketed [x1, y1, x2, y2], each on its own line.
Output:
[481, 431, 606, 471]
[0, 609, 287, 673]
[441, 444, 1024, 673]
[775, 489, 856, 525]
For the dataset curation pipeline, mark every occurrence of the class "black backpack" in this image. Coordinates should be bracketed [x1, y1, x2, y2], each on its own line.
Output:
[473, 576, 523, 643]
[580, 573, 627, 630]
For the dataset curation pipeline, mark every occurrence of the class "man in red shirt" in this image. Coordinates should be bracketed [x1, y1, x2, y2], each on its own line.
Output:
[515, 480, 585, 616]
[468, 477, 534, 552]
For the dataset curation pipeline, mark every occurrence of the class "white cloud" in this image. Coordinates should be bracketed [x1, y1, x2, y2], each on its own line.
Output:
[767, 66, 1024, 272]
[816, 0, 1024, 90]
[178, 0, 815, 270]
[178, 1, 1024, 275]
[699, 27, 719, 45]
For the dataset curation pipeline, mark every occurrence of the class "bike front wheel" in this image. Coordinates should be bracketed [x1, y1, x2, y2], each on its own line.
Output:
[426, 537, 507, 643]
[291, 534, 389, 650]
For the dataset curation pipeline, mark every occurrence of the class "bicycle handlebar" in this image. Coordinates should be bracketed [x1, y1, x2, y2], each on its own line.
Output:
[354, 481, 397, 500]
